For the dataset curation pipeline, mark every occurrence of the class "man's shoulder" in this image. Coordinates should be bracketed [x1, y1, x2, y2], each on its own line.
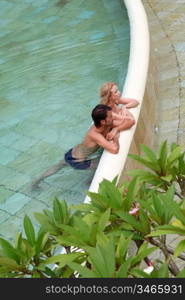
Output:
[88, 125, 97, 134]
[87, 126, 103, 141]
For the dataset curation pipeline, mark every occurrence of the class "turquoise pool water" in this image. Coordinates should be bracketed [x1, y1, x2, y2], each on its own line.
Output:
[0, 0, 130, 240]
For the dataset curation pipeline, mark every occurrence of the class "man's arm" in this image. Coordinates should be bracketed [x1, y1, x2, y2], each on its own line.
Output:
[91, 131, 119, 154]
[119, 97, 139, 108]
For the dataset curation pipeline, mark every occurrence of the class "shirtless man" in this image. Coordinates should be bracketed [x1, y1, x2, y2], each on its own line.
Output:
[31, 104, 124, 187]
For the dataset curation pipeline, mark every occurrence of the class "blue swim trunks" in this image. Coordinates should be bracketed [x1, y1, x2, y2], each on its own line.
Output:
[64, 148, 91, 170]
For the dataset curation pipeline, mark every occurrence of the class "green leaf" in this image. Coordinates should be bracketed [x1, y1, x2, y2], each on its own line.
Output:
[98, 179, 123, 209]
[171, 142, 178, 152]
[157, 187, 185, 226]
[56, 236, 84, 249]
[87, 191, 107, 211]
[15, 233, 24, 256]
[167, 146, 182, 167]
[62, 200, 69, 222]
[131, 246, 157, 266]
[44, 267, 60, 278]
[20, 239, 35, 260]
[137, 241, 148, 255]
[152, 193, 164, 222]
[59, 220, 90, 245]
[128, 154, 161, 173]
[151, 188, 174, 225]
[73, 216, 91, 242]
[130, 268, 151, 278]
[84, 236, 115, 277]
[35, 230, 49, 255]
[68, 262, 98, 278]
[0, 238, 20, 264]
[161, 175, 173, 183]
[32, 272, 41, 278]
[53, 198, 64, 224]
[127, 169, 162, 186]
[71, 203, 98, 214]
[40, 253, 83, 268]
[139, 199, 162, 225]
[178, 153, 185, 174]
[83, 213, 99, 228]
[59, 266, 74, 278]
[124, 177, 138, 211]
[139, 210, 150, 234]
[148, 225, 185, 237]
[172, 219, 185, 230]
[0, 257, 21, 270]
[97, 208, 111, 232]
[34, 212, 51, 227]
[34, 212, 58, 234]
[160, 186, 175, 224]
[96, 232, 109, 247]
[158, 140, 168, 175]
[116, 235, 132, 263]
[116, 258, 132, 278]
[15, 233, 22, 249]
[116, 211, 144, 233]
[176, 269, 185, 278]
[174, 239, 185, 258]
[24, 215, 36, 247]
[96, 237, 115, 277]
[157, 263, 169, 278]
[112, 176, 118, 186]
[140, 144, 158, 163]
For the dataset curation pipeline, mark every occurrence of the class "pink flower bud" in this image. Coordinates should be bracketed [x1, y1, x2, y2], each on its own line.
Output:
[129, 207, 140, 215]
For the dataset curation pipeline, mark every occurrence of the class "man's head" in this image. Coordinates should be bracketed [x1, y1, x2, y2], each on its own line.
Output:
[91, 104, 112, 128]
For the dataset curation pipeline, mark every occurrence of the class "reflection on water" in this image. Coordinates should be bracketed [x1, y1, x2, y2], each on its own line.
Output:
[0, 0, 130, 240]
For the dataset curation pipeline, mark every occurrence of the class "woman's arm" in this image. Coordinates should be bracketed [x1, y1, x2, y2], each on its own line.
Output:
[107, 115, 135, 140]
[119, 107, 135, 120]
[114, 117, 135, 132]
[118, 97, 139, 108]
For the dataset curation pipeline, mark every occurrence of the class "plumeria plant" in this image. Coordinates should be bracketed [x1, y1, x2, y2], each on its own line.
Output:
[0, 141, 185, 278]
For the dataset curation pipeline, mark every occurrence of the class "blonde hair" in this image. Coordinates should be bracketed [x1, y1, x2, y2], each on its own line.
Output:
[100, 82, 116, 105]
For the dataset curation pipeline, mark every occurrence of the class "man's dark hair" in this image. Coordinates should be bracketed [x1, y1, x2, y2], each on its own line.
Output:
[91, 104, 112, 128]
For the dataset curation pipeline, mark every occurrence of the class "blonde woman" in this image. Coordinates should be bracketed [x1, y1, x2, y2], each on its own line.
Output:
[100, 82, 139, 139]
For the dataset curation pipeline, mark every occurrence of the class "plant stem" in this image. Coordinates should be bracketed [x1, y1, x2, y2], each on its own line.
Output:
[148, 238, 180, 276]
[148, 238, 185, 260]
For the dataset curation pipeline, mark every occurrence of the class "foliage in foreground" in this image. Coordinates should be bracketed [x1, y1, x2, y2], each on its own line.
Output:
[0, 141, 185, 278]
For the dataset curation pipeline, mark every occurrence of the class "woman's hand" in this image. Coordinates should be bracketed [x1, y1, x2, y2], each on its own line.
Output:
[106, 128, 119, 141]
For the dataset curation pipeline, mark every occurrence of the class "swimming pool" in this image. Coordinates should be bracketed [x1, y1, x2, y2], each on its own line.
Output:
[0, 0, 130, 241]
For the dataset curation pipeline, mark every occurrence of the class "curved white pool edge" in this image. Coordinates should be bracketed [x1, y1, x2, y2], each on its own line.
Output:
[84, 0, 150, 203]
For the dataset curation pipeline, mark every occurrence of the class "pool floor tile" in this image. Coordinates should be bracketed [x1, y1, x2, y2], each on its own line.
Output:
[15, 199, 48, 231]
[0, 166, 31, 190]
[0, 145, 21, 165]
[0, 131, 21, 147]
[0, 215, 24, 243]
[0, 192, 31, 215]
[0, 186, 14, 204]
[0, 210, 11, 224]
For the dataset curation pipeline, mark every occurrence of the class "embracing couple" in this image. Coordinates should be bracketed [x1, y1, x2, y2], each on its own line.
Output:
[32, 82, 139, 187]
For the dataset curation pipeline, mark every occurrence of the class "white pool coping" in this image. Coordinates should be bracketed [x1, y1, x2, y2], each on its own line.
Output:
[84, 0, 150, 203]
